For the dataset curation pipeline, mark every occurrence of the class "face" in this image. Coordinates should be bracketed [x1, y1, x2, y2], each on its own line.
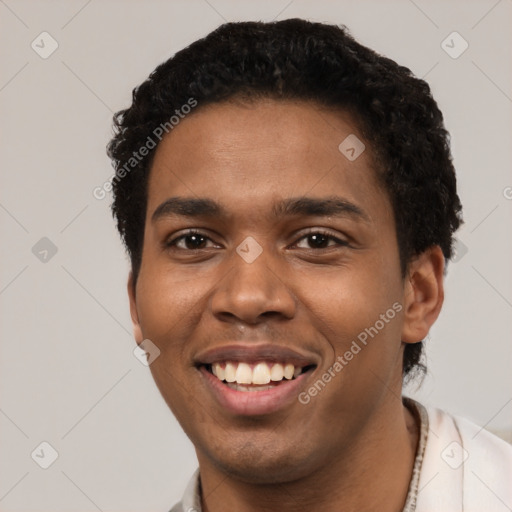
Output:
[128, 99, 433, 484]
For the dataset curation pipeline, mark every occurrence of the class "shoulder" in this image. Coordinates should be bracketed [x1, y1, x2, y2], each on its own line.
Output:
[168, 468, 201, 512]
[416, 403, 512, 512]
[169, 498, 196, 512]
[452, 410, 512, 507]
[428, 405, 512, 472]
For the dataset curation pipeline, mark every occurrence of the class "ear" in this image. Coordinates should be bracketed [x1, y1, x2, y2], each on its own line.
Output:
[401, 246, 445, 344]
[127, 271, 144, 344]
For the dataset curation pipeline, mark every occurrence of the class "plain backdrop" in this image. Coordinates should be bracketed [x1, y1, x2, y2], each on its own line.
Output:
[1, 0, 511, 510]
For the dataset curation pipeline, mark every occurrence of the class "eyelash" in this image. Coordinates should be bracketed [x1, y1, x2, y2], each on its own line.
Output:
[164, 229, 349, 251]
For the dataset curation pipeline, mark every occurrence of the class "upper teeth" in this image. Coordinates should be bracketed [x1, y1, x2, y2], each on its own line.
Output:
[211, 361, 302, 385]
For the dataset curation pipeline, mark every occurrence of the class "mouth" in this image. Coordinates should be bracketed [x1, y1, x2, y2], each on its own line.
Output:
[194, 345, 318, 416]
[203, 361, 317, 391]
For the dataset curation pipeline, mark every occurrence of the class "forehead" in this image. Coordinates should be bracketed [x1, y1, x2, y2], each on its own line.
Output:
[146, 99, 390, 224]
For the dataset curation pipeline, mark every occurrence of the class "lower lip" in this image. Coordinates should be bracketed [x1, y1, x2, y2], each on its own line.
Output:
[198, 366, 312, 416]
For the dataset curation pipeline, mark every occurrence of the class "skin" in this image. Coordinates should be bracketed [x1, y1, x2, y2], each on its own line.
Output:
[127, 99, 445, 512]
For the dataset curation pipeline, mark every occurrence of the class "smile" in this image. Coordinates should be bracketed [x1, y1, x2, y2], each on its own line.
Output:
[194, 344, 319, 416]
[206, 361, 314, 390]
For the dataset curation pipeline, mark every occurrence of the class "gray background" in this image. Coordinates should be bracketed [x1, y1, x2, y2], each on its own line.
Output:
[1, 0, 511, 510]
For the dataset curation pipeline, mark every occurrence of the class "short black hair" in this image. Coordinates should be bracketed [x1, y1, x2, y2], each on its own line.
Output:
[106, 18, 463, 377]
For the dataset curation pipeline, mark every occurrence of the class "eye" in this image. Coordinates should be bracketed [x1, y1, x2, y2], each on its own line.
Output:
[164, 229, 349, 252]
[165, 229, 217, 250]
[294, 230, 349, 250]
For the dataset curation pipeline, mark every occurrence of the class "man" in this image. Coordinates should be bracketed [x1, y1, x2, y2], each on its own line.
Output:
[106, 19, 511, 512]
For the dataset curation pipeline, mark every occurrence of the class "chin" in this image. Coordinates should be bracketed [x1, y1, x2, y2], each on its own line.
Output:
[203, 438, 321, 485]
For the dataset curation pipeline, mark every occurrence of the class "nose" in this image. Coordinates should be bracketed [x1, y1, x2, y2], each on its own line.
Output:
[210, 246, 296, 325]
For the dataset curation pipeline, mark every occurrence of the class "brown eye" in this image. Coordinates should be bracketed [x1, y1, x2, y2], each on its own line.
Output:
[166, 230, 216, 250]
[295, 231, 349, 250]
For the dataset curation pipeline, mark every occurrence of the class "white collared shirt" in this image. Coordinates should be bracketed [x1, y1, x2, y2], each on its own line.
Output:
[170, 399, 512, 512]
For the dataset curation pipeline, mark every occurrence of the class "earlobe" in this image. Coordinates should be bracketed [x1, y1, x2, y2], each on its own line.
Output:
[401, 246, 445, 344]
[127, 272, 144, 343]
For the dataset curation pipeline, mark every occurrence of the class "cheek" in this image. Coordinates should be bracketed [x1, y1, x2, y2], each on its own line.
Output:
[132, 227, 215, 401]
[135, 266, 213, 361]
[295, 251, 404, 403]
[296, 253, 402, 340]
[291, 275, 404, 448]
[135, 269, 215, 425]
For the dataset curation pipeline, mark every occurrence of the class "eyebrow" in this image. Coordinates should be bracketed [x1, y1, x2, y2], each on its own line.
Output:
[151, 196, 370, 223]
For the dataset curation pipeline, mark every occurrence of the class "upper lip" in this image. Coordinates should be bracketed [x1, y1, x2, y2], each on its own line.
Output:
[194, 343, 320, 368]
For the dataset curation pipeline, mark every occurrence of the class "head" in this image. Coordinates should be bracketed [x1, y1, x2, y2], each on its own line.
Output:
[107, 19, 462, 482]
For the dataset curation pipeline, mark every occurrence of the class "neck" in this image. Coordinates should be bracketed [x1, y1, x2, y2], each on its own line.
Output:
[198, 398, 419, 512]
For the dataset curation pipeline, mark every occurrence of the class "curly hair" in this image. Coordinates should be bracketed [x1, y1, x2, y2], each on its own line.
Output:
[106, 18, 463, 378]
